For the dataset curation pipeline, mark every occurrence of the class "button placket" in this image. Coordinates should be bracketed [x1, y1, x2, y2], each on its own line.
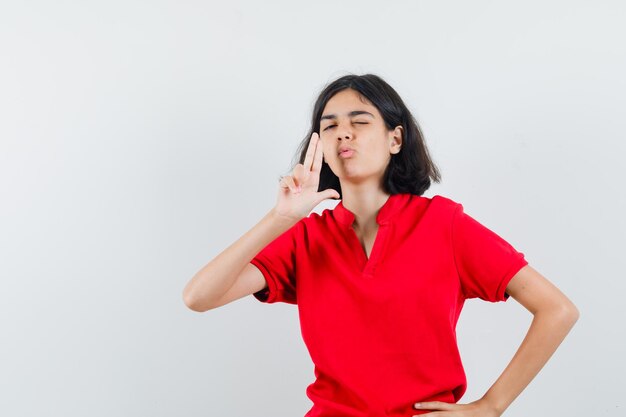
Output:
[347, 222, 391, 278]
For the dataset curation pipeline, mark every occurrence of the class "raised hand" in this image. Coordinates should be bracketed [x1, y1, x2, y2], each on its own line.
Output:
[274, 132, 340, 222]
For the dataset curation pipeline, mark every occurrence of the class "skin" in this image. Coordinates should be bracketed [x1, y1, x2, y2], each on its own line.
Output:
[412, 264, 579, 416]
[318, 88, 403, 243]
[315, 88, 580, 416]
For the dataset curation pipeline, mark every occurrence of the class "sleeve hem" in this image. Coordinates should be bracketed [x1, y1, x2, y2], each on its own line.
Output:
[496, 256, 529, 302]
[250, 258, 277, 303]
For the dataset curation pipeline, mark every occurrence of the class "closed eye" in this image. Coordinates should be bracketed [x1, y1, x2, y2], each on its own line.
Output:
[323, 122, 369, 131]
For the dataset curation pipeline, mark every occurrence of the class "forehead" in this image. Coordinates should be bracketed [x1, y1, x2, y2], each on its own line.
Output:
[321, 89, 378, 119]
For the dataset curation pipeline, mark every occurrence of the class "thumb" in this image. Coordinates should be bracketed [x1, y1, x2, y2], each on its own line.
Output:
[317, 189, 340, 203]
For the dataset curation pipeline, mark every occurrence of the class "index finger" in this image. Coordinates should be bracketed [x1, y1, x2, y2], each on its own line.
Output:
[303, 132, 319, 172]
[311, 132, 324, 173]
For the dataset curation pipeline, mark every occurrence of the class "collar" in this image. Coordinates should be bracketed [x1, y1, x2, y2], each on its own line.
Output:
[333, 193, 411, 227]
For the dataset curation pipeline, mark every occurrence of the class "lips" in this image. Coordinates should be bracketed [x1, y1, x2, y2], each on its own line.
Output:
[338, 148, 355, 158]
[338, 146, 355, 155]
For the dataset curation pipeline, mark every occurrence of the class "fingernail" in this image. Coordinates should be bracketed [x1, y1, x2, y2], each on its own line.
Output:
[297, 185, 302, 192]
[414, 403, 421, 408]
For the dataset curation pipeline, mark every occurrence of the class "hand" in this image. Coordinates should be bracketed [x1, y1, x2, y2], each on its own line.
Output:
[273, 132, 340, 222]
[412, 398, 501, 417]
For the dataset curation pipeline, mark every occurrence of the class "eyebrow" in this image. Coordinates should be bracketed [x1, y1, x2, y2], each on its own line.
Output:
[320, 110, 375, 122]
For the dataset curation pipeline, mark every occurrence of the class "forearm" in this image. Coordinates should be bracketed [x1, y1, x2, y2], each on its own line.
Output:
[480, 306, 579, 415]
[182, 208, 297, 311]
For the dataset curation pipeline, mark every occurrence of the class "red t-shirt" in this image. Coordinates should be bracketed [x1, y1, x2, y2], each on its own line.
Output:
[250, 193, 528, 417]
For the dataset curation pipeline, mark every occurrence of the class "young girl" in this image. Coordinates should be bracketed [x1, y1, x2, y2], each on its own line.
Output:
[183, 73, 579, 417]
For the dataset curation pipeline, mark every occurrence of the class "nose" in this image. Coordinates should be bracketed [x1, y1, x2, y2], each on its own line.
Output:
[337, 123, 353, 140]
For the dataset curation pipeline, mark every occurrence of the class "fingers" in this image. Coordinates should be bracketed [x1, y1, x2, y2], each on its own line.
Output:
[280, 163, 306, 194]
[279, 175, 301, 194]
[293, 163, 307, 188]
[280, 132, 320, 195]
[413, 401, 459, 412]
[311, 132, 324, 173]
[302, 132, 319, 173]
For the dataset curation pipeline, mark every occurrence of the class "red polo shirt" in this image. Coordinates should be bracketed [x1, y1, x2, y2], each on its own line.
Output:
[250, 193, 528, 417]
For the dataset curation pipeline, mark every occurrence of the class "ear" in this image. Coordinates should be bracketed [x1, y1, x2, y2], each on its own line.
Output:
[389, 125, 403, 154]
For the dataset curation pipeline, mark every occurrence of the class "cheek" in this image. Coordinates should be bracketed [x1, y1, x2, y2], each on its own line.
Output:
[320, 139, 332, 157]
[369, 144, 393, 165]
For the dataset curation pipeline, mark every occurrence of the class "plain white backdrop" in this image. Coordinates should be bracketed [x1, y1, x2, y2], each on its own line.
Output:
[1, 1, 624, 416]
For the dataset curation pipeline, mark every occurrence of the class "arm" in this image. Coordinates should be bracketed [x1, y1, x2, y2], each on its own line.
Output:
[183, 132, 339, 312]
[182, 208, 297, 312]
[413, 264, 579, 416]
[478, 264, 580, 414]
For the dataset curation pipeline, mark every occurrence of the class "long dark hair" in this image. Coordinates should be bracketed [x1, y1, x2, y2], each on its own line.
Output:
[288, 73, 441, 198]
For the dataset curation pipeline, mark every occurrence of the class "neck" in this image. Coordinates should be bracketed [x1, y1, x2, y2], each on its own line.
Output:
[340, 185, 390, 231]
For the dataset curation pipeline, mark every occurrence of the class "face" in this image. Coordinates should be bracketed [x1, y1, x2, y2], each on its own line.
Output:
[319, 89, 402, 184]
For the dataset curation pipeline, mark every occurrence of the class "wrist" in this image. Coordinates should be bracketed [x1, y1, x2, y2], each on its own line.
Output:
[477, 396, 504, 417]
[268, 207, 300, 227]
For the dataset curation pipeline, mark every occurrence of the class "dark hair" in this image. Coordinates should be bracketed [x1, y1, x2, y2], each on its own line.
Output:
[288, 73, 441, 198]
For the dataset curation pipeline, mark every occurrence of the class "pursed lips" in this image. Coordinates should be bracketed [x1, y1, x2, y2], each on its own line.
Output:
[338, 147, 355, 155]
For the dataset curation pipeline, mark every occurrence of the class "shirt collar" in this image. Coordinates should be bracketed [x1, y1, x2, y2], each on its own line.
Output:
[333, 193, 410, 227]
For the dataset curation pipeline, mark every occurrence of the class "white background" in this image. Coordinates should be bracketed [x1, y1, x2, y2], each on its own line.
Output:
[1, 1, 624, 416]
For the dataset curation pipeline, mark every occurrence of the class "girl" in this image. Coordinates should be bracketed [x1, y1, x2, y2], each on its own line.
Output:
[183, 73, 579, 417]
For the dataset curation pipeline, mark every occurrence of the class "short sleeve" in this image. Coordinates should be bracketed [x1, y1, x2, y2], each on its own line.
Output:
[452, 203, 528, 302]
[250, 220, 301, 304]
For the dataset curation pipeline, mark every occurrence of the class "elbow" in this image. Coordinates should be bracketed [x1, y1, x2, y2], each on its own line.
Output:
[182, 288, 212, 313]
[555, 301, 580, 327]
[566, 303, 580, 324]
[561, 297, 580, 321]
[536, 300, 580, 328]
